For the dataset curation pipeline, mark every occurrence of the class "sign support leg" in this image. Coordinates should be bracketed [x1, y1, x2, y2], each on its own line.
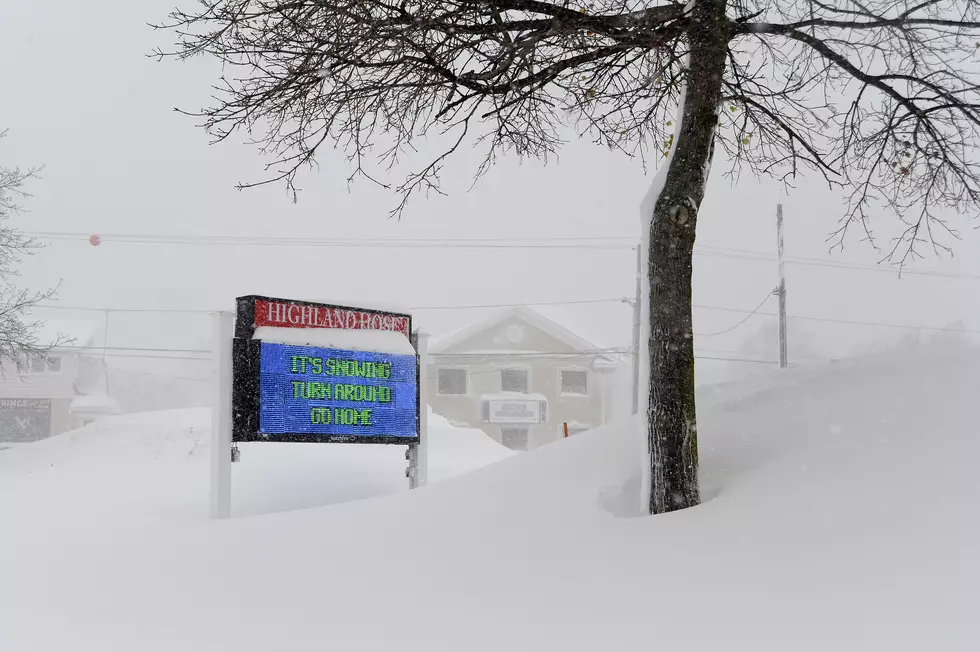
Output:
[415, 331, 429, 488]
[210, 311, 234, 519]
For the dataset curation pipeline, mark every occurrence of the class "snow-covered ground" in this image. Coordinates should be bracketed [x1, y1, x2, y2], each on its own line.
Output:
[0, 406, 514, 524]
[1, 344, 977, 651]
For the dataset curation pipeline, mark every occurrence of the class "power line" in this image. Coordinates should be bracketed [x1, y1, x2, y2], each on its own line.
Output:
[108, 367, 210, 382]
[58, 344, 211, 354]
[27, 231, 636, 250]
[694, 292, 773, 337]
[693, 244, 980, 281]
[79, 352, 209, 361]
[694, 303, 980, 334]
[432, 349, 629, 359]
[35, 298, 975, 335]
[414, 298, 629, 310]
[30, 229, 980, 280]
[32, 297, 632, 314]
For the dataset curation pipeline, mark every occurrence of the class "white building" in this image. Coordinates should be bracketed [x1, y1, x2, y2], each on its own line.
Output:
[427, 306, 625, 450]
[0, 320, 120, 443]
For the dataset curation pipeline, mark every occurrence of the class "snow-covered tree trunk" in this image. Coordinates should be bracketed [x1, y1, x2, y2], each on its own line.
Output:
[645, 0, 729, 514]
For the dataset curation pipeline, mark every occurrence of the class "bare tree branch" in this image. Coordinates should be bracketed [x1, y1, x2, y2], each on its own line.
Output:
[0, 130, 70, 371]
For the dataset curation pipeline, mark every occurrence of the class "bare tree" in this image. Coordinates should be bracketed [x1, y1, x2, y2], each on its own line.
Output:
[155, 0, 980, 514]
[0, 131, 66, 372]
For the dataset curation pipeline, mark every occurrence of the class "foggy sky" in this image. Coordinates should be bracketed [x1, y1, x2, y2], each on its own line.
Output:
[2, 0, 978, 386]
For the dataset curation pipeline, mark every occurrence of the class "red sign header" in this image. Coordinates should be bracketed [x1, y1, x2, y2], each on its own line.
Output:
[254, 299, 411, 338]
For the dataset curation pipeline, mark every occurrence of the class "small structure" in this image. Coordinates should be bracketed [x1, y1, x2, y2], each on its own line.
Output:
[0, 320, 120, 443]
[427, 306, 622, 450]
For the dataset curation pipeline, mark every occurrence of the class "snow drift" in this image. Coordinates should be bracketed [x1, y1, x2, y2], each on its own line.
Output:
[0, 345, 977, 651]
[0, 405, 514, 524]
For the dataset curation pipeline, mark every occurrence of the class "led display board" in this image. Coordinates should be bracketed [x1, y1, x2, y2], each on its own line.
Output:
[257, 342, 418, 441]
[232, 295, 418, 445]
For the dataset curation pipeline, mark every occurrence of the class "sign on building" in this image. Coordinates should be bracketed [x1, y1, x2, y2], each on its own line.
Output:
[0, 398, 52, 443]
[482, 396, 548, 424]
[232, 295, 419, 445]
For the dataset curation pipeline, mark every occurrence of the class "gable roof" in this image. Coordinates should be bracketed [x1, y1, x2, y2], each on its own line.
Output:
[429, 305, 617, 363]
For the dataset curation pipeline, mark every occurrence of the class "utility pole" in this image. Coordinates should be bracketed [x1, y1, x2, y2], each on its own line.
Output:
[631, 244, 642, 414]
[776, 202, 788, 369]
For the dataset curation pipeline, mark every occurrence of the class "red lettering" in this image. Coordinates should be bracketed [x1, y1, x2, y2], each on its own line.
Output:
[345, 311, 356, 328]
[360, 312, 371, 329]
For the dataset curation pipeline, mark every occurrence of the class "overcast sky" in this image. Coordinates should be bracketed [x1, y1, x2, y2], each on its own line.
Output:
[3, 0, 978, 385]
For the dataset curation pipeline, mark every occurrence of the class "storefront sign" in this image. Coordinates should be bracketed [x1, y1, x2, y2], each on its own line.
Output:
[0, 398, 52, 443]
[248, 298, 411, 337]
[485, 399, 544, 424]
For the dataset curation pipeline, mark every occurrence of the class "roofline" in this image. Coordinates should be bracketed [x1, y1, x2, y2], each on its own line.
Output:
[429, 305, 612, 358]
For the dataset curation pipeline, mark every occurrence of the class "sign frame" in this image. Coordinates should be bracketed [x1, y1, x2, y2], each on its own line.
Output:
[232, 295, 418, 445]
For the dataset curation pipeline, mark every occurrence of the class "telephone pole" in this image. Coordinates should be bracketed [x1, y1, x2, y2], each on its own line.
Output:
[631, 244, 641, 414]
[776, 202, 788, 369]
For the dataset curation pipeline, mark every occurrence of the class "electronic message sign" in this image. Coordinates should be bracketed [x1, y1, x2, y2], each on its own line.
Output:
[231, 295, 419, 445]
[256, 342, 418, 442]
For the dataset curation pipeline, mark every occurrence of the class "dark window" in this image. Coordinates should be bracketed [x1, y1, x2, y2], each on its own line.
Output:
[437, 368, 467, 395]
[560, 369, 589, 396]
[46, 356, 62, 373]
[501, 427, 529, 450]
[29, 356, 46, 373]
[500, 368, 529, 393]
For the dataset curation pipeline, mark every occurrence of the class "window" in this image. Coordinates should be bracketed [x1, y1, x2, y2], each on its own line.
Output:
[500, 427, 529, 451]
[24, 354, 62, 374]
[500, 368, 529, 393]
[560, 369, 589, 396]
[437, 368, 467, 395]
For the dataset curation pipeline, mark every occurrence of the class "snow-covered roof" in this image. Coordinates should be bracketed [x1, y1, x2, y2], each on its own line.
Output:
[253, 326, 416, 356]
[69, 392, 121, 417]
[429, 305, 616, 363]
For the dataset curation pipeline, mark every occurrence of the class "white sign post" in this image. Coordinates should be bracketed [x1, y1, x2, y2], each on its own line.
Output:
[210, 311, 234, 519]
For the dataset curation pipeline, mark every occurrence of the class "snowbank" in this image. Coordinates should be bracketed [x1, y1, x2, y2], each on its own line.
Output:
[1, 345, 977, 651]
[253, 325, 416, 355]
[0, 405, 512, 525]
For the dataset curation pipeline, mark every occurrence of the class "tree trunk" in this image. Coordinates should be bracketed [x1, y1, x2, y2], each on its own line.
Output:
[646, 0, 730, 514]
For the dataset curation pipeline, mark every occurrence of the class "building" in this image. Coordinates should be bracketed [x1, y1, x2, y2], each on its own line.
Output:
[0, 320, 120, 444]
[427, 306, 624, 450]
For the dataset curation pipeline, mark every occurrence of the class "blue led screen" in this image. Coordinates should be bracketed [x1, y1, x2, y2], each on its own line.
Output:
[258, 341, 418, 440]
